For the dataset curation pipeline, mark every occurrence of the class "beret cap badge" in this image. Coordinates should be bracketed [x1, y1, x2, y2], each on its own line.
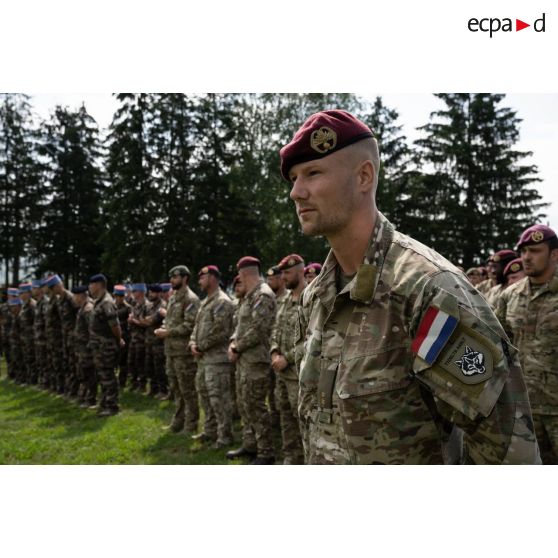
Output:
[310, 127, 337, 154]
[531, 231, 544, 242]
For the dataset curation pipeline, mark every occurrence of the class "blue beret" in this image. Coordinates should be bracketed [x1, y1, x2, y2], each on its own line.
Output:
[32, 280, 43, 289]
[160, 283, 172, 292]
[46, 275, 62, 288]
[131, 283, 147, 293]
[71, 285, 88, 294]
[8, 297, 22, 306]
[89, 273, 107, 284]
[7, 288, 19, 296]
[113, 284, 127, 296]
[18, 283, 32, 293]
[148, 283, 162, 293]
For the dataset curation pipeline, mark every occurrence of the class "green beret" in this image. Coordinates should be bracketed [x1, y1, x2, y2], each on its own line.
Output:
[168, 265, 191, 278]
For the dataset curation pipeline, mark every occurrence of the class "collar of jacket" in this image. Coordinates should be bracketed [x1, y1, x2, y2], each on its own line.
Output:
[311, 211, 395, 307]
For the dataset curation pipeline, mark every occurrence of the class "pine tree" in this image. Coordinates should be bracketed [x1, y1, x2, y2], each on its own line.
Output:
[34, 104, 105, 284]
[0, 94, 42, 285]
[416, 94, 546, 266]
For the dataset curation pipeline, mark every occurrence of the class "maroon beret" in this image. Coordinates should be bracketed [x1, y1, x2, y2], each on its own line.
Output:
[236, 256, 261, 270]
[503, 258, 523, 278]
[516, 224, 557, 250]
[304, 262, 322, 275]
[266, 266, 281, 277]
[491, 249, 517, 265]
[280, 110, 375, 180]
[198, 265, 221, 278]
[278, 254, 305, 271]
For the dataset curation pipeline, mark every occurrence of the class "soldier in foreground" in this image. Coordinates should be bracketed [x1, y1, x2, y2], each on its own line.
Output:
[282, 109, 540, 464]
[155, 266, 200, 435]
[496, 225, 558, 464]
[227, 257, 276, 464]
[270, 254, 306, 464]
[88, 274, 123, 416]
[190, 265, 235, 448]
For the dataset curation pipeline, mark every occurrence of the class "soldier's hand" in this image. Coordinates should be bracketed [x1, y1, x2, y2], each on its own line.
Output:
[190, 344, 203, 357]
[228, 344, 239, 363]
[271, 354, 288, 372]
[154, 328, 168, 338]
[159, 308, 167, 317]
[120, 338, 126, 348]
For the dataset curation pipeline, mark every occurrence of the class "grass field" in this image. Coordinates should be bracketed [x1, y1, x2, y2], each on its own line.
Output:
[0, 358, 253, 465]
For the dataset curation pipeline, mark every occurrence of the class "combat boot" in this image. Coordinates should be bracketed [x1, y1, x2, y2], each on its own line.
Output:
[249, 456, 275, 465]
[226, 447, 257, 460]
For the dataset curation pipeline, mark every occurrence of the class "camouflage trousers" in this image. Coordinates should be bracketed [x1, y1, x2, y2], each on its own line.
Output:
[268, 367, 279, 428]
[275, 374, 304, 464]
[34, 339, 49, 387]
[22, 338, 36, 384]
[534, 414, 558, 465]
[47, 335, 65, 392]
[166, 354, 199, 432]
[76, 352, 97, 405]
[146, 342, 167, 395]
[127, 337, 146, 389]
[117, 335, 129, 387]
[196, 362, 234, 444]
[237, 361, 274, 458]
[8, 338, 23, 381]
[63, 334, 78, 396]
[89, 336, 119, 411]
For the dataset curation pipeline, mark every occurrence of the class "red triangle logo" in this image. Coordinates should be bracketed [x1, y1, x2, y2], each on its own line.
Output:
[516, 19, 530, 31]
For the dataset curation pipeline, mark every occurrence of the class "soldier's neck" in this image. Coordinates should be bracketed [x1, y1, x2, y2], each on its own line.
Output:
[328, 209, 376, 275]
[529, 265, 556, 285]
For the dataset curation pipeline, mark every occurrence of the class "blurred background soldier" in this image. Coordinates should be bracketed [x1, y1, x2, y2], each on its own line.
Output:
[113, 285, 131, 390]
[18, 283, 37, 385]
[271, 254, 306, 464]
[45, 275, 65, 393]
[227, 256, 276, 465]
[230, 275, 243, 421]
[48, 274, 78, 397]
[465, 267, 483, 287]
[7, 296, 23, 381]
[72, 285, 97, 408]
[32, 279, 50, 389]
[160, 283, 172, 303]
[265, 265, 286, 429]
[143, 284, 168, 398]
[190, 265, 235, 448]
[155, 265, 200, 435]
[497, 225, 558, 464]
[503, 258, 525, 287]
[485, 249, 518, 308]
[303, 262, 322, 284]
[88, 274, 123, 417]
[476, 256, 496, 295]
[127, 283, 149, 392]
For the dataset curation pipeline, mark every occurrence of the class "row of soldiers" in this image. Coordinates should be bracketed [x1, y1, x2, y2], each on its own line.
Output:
[0, 256, 321, 463]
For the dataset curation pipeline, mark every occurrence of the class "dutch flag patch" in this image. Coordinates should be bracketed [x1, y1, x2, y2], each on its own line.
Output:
[411, 306, 458, 365]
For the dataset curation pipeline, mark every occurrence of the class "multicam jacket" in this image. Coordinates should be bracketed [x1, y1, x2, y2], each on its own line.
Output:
[295, 212, 540, 465]
[163, 286, 200, 357]
[191, 288, 234, 364]
[496, 276, 558, 416]
[271, 291, 301, 381]
[232, 280, 276, 364]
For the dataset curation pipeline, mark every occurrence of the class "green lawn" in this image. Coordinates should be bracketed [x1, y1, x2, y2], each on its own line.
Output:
[0, 358, 249, 465]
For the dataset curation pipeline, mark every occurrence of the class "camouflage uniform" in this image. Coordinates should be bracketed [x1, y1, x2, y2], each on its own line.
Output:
[0, 302, 9, 365]
[46, 295, 64, 392]
[9, 308, 24, 381]
[89, 291, 120, 413]
[145, 298, 167, 396]
[34, 295, 50, 388]
[164, 285, 200, 432]
[75, 296, 97, 405]
[232, 281, 277, 459]
[476, 278, 494, 296]
[496, 276, 558, 464]
[128, 298, 148, 390]
[230, 297, 241, 419]
[58, 288, 79, 395]
[271, 291, 304, 464]
[268, 290, 288, 428]
[115, 299, 131, 388]
[485, 283, 506, 310]
[191, 288, 235, 445]
[19, 297, 37, 384]
[295, 212, 540, 464]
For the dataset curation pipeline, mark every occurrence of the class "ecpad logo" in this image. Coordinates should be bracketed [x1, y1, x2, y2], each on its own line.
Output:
[468, 13, 546, 37]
